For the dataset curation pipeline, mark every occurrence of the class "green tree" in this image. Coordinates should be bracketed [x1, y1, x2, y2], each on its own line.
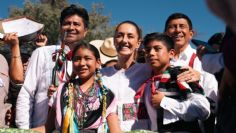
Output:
[9, 0, 64, 45]
[86, 3, 115, 41]
[8, 0, 114, 45]
[40, 0, 68, 8]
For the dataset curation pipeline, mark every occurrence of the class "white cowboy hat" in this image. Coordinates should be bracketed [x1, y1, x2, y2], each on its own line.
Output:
[90, 37, 118, 64]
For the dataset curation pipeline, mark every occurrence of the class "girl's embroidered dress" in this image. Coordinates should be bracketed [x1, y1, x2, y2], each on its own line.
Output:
[51, 76, 117, 133]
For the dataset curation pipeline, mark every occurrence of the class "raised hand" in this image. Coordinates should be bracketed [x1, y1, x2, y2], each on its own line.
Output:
[35, 34, 47, 47]
[3, 32, 19, 47]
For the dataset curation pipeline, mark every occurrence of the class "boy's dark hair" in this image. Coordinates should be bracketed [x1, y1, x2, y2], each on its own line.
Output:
[143, 32, 175, 51]
[115, 20, 142, 40]
[72, 42, 100, 60]
[164, 13, 193, 32]
[60, 4, 89, 28]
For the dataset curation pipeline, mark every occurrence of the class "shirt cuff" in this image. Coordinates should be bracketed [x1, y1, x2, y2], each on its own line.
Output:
[160, 96, 180, 124]
[160, 96, 179, 110]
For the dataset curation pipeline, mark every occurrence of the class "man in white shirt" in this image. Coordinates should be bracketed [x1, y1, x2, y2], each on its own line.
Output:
[164, 13, 202, 81]
[15, 4, 89, 129]
[164, 12, 218, 132]
[164, 12, 217, 99]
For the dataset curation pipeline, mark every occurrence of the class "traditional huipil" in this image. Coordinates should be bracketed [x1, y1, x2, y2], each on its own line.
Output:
[50, 70, 117, 132]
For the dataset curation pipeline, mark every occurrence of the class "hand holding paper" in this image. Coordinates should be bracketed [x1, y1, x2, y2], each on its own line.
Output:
[0, 17, 44, 43]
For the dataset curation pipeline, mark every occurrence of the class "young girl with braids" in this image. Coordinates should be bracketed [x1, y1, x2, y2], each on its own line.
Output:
[36, 42, 121, 133]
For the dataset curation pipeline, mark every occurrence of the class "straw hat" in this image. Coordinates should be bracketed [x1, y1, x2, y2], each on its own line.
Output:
[90, 37, 118, 64]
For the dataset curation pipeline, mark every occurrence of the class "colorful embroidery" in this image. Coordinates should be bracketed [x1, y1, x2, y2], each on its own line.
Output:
[122, 102, 148, 121]
[122, 103, 137, 121]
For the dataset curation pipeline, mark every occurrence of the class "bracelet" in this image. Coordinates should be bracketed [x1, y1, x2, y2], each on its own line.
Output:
[12, 55, 21, 58]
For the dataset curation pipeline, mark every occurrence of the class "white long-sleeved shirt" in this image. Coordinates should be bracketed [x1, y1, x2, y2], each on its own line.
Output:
[15, 45, 72, 129]
[170, 44, 203, 73]
[144, 80, 211, 131]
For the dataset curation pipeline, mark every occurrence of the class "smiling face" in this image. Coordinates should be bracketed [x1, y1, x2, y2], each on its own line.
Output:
[60, 14, 88, 45]
[145, 40, 175, 74]
[165, 18, 194, 52]
[114, 23, 141, 58]
[73, 47, 100, 81]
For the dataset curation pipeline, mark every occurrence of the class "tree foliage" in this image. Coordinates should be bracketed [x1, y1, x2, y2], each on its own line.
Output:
[86, 3, 115, 41]
[8, 0, 114, 45]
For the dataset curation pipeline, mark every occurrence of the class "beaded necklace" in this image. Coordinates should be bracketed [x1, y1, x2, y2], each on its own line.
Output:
[74, 81, 99, 128]
[63, 69, 108, 132]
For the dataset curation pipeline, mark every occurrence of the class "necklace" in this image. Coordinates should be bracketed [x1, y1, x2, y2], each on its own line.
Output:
[73, 80, 100, 128]
[76, 82, 99, 110]
[63, 69, 108, 132]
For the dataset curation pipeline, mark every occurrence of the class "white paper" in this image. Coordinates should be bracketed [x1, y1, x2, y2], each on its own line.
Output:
[2, 18, 43, 37]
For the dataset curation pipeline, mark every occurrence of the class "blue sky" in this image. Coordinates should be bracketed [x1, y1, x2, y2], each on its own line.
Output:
[0, 0, 225, 42]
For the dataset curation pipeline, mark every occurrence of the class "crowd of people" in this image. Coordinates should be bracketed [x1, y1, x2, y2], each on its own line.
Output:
[0, 1, 236, 132]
